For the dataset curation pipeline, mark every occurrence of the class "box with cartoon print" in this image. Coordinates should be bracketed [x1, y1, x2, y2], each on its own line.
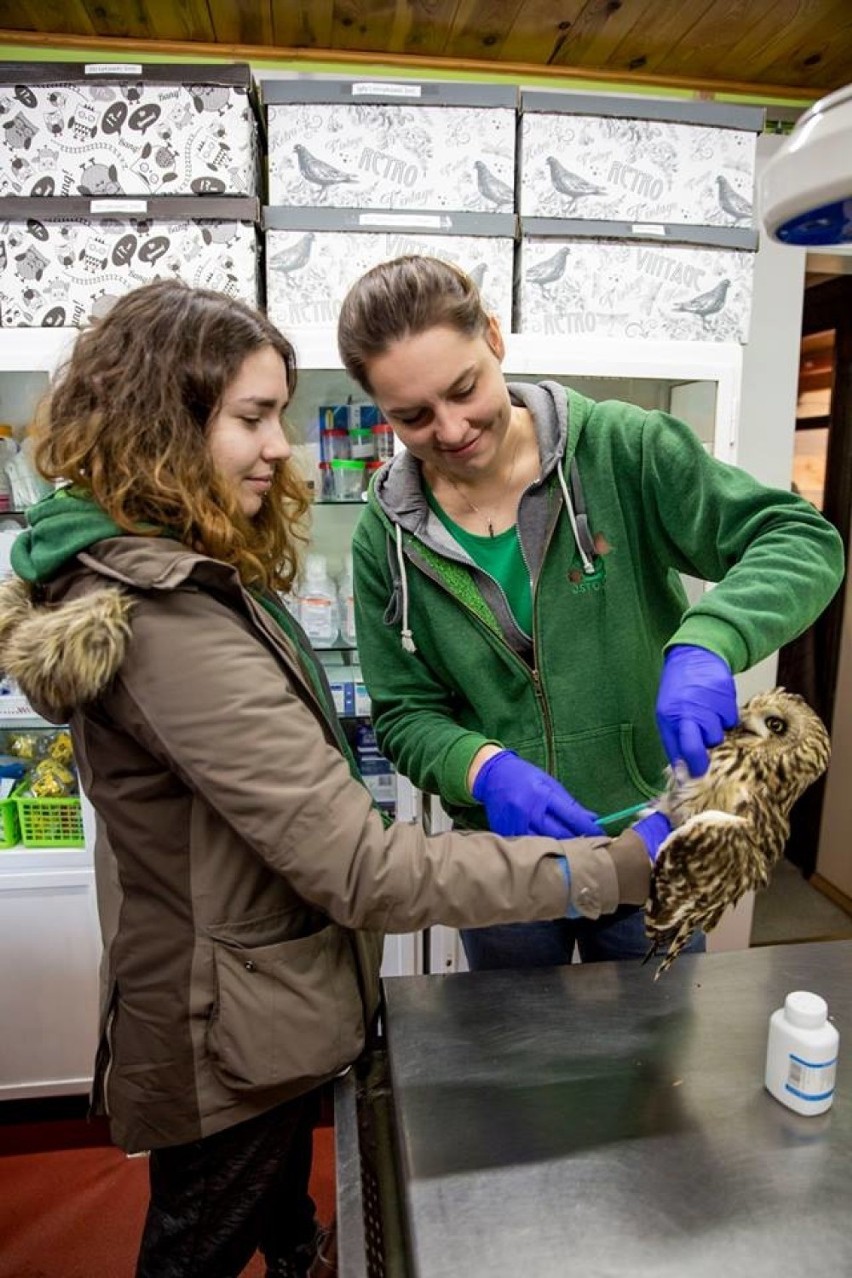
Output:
[0, 62, 260, 198]
[515, 218, 757, 344]
[518, 92, 764, 230]
[0, 196, 260, 327]
[261, 79, 517, 214]
[265, 207, 514, 333]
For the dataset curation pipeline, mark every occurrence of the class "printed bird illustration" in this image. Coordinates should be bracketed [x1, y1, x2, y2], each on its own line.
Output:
[268, 232, 315, 276]
[473, 160, 514, 208]
[545, 156, 606, 211]
[525, 246, 570, 291]
[716, 174, 753, 223]
[645, 689, 830, 976]
[294, 145, 358, 190]
[672, 277, 731, 326]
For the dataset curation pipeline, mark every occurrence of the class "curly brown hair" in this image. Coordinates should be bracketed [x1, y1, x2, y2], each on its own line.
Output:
[33, 279, 311, 592]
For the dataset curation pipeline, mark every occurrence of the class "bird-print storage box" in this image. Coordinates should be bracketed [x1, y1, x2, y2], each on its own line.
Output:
[0, 62, 260, 197]
[262, 79, 517, 213]
[265, 208, 515, 332]
[519, 92, 764, 230]
[515, 220, 758, 343]
[0, 196, 260, 327]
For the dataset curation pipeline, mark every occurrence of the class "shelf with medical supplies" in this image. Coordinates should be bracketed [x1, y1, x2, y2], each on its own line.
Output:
[291, 328, 742, 464]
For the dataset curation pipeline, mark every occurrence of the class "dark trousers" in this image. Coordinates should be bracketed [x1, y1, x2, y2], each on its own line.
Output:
[461, 904, 706, 970]
[136, 1092, 319, 1278]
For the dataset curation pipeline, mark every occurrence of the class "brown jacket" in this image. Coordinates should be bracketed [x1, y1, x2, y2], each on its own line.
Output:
[0, 537, 650, 1152]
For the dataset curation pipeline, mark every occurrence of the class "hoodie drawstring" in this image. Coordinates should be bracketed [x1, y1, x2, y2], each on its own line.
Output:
[395, 523, 417, 653]
[392, 458, 596, 652]
[557, 464, 596, 576]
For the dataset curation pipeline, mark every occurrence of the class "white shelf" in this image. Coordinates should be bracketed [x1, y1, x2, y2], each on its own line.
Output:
[0, 844, 90, 864]
[0, 844, 92, 890]
[0, 695, 58, 727]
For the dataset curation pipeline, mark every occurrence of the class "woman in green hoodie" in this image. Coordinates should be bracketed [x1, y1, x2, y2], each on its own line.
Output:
[0, 279, 666, 1278]
[337, 254, 844, 973]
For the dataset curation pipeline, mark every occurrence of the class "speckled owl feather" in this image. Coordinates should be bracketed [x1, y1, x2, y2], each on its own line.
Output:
[645, 689, 830, 977]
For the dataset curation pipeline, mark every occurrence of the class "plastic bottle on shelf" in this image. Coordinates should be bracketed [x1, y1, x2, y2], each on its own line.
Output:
[372, 423, 395, 461]
[298, 554, 338, 649]
[278, 589, 301, 620]
[764, 989, 839, 1115]
[0, 425, 18, 513]
[337, 554, 357, 648]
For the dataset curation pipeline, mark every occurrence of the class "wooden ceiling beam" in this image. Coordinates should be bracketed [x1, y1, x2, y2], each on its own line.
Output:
[0, 26, 822, 102]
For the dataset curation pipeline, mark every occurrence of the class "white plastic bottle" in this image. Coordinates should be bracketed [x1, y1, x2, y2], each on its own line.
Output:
[337, 554, 357, 648]
[764, 990, 839, 1115]
[298, 554, 337, 649]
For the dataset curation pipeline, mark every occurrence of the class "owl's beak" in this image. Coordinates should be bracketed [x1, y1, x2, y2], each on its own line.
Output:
[738, 714, 767, 738]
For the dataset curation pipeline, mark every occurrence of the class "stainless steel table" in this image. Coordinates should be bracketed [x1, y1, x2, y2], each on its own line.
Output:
[336, 940, 852, 1277]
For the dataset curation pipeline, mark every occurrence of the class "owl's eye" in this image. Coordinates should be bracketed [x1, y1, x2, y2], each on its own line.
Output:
[765, 715, 787, 736]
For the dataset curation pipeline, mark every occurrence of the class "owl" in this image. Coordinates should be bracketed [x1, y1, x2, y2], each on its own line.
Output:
[645, 689, 830, 977]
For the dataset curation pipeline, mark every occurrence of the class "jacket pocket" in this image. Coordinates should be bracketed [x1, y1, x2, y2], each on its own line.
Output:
[207, 924, 365, 1092]
[551, 722, 663, 816]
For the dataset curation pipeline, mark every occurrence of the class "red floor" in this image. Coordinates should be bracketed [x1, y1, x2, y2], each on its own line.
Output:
[0, 1106, 335, 1278]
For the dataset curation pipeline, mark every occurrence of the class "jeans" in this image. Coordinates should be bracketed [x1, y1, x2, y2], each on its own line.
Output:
[460, 905, 705, 971]
[136, 1091, 319, 1278]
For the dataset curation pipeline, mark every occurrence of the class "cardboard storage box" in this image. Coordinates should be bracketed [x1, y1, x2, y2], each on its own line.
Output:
[0, 197, 260, 327]
[0, 62, 260, 197]
[265, 208, 515, 331]
[262, 79, 517, 213]
[519, 92, 763, 229]
[515, 219, 758, 343]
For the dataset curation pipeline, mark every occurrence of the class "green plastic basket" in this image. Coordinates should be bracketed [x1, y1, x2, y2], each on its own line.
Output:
[16, 792, 84, 847]
[0, 791, 21, 849]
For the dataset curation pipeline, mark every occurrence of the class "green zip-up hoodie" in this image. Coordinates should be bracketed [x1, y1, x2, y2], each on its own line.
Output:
[353, 382, 844, 830]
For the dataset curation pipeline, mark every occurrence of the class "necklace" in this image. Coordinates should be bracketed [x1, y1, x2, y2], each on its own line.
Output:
[441, 437, 521, 537]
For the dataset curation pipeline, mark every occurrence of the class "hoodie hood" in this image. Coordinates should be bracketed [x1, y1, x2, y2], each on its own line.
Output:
[11, 488, 123, 584]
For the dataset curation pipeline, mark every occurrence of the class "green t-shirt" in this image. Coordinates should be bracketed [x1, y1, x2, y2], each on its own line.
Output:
[424, 484, 532, 636]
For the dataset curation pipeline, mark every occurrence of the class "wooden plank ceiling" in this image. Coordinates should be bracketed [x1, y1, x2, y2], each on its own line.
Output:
[0, 0, 851, 99]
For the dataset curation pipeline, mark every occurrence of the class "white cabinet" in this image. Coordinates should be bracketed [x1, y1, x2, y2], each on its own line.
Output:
[0, 840, 100, 1100]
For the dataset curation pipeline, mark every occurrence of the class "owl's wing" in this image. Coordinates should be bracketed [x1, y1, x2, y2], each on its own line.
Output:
[645, 811, 772, 977]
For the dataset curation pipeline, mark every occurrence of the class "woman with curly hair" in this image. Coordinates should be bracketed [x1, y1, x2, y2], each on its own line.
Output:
[0, 279, 666, 1278]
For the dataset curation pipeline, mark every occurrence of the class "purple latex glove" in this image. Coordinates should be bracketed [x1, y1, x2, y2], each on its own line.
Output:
[631, 810, 672, 864]
[655, 644, 738, 778]
[472, 750, 604, 837]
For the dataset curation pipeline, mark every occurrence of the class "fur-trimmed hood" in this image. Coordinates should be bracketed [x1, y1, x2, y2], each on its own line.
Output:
[2, 488, 189, 722]
[0, 574, 133, 723]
